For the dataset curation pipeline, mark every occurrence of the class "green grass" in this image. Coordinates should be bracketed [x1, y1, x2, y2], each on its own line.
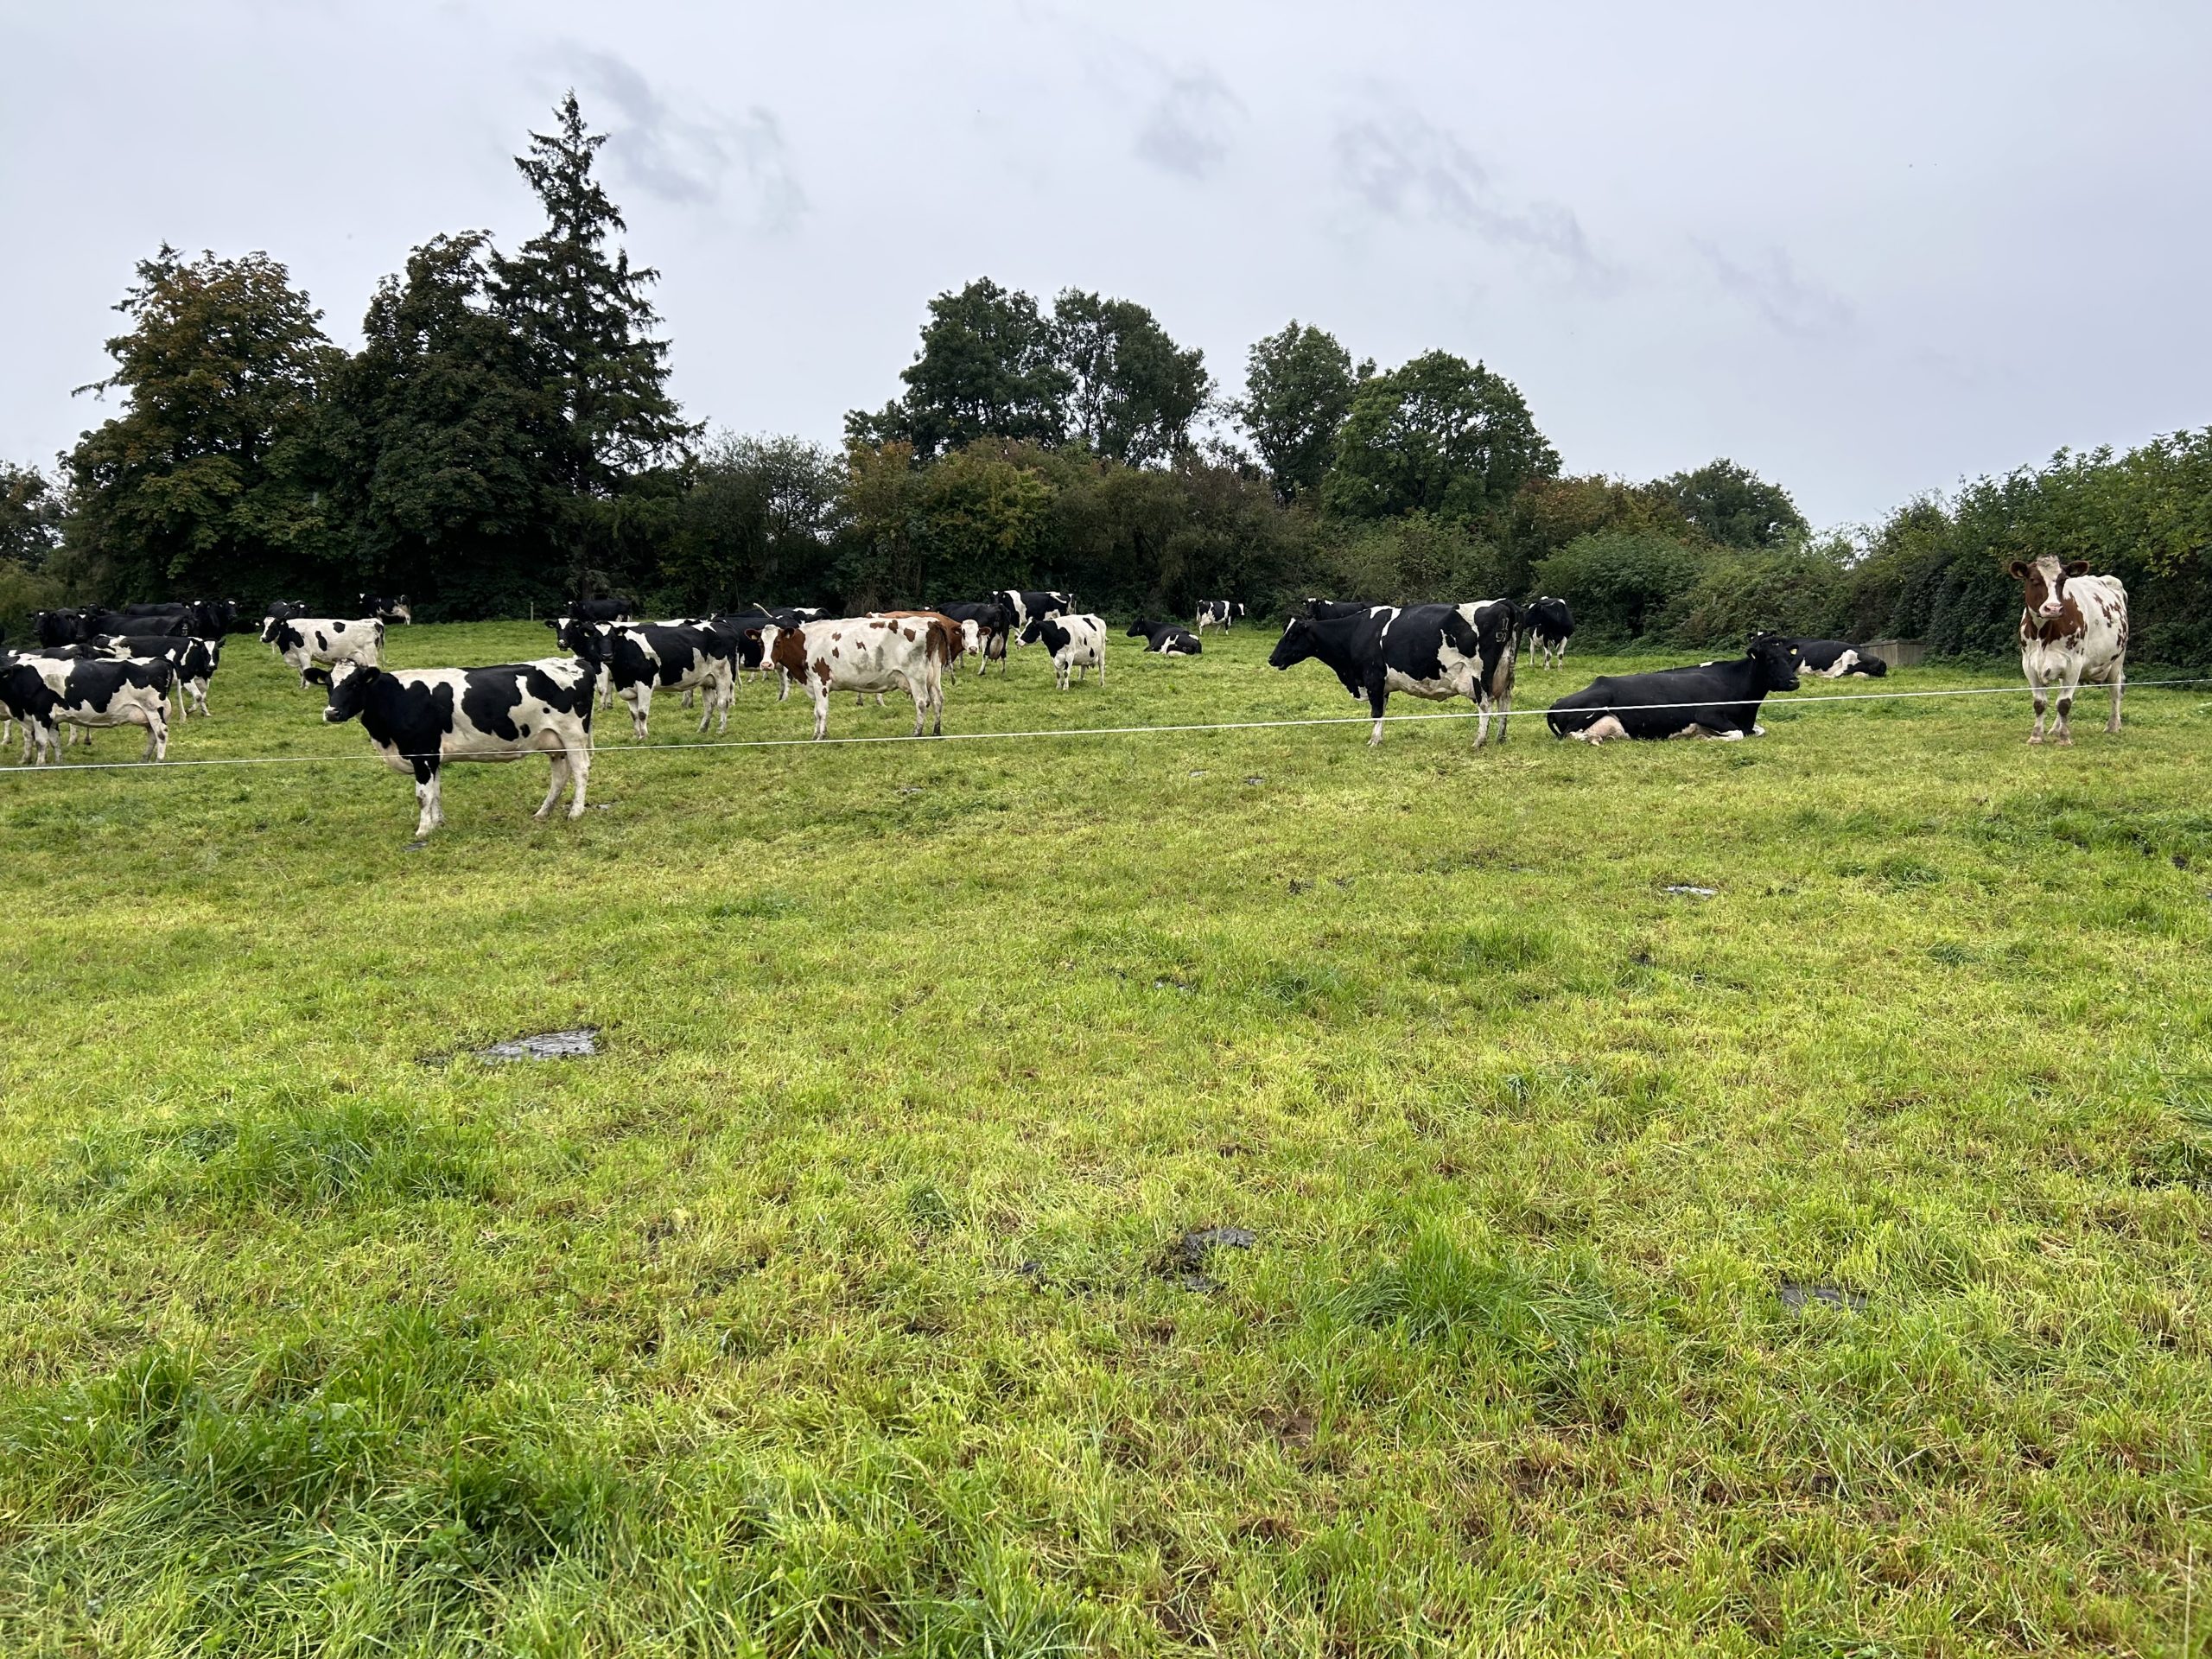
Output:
[2, 621, 2209, 1656]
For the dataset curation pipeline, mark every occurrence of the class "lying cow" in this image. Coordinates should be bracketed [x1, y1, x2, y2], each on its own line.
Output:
[771, 615, 946, 738]
[1195, 601, 1245, 632]
[1128, 618, 1203, 656]
[311, 656, 598, 841]
[2011, 556, 2127, 745]
[554, 619, 743, 739]
[263, 615, 384, 684]
[1020, 613, 1108, 689]
[1547, 632, 1802, 743]
[1269, 601, 1522, 747]
[1524, 596, 1575, 669]
[1789, 639, 1888, 678]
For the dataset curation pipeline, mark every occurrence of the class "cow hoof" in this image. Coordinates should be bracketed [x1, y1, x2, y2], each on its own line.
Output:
[2056, 736, 2073, 747]
[2026, 735, 2042, 746]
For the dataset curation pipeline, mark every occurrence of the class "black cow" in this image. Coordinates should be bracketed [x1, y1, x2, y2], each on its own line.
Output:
[33, 610, 84, 648]
[92, 634, 225, 718]
[1128, 619, 1203, 656]
[554, 618, 742, 737]
[360, 594, 413, 625]
[1788, 639, 1888, 678]
[934, 598, 1017, 676]
[1524, 596, 1575, 670]
[1195, 601, 1245, 632]
[569, 595, 638, 625]
[1270, 601, 1522, 747]
[79, 607, 188, 639]
[314, 656, 599, 841]
[1300, 597, 1379, 620]
[1547, 633, 1803, 743]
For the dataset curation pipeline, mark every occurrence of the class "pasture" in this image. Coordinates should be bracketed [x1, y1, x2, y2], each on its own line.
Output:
[1, 621, 2209, 1656]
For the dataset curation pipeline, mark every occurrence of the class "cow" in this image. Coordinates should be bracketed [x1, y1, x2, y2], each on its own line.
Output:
[20, 655, 174, 760]
[934, 598, 1017, 677]
[263, 600, 313, 624]
[1546, 632, 1802, 744]
[33, 610, 86, 648]
[868, 612, 966, 698]
[1195, 601, 1246, 633]
[553, 619, 742, 739]
[1270, 601, 1522, 747]
[360, 594, 413, 625]
[569, 595, 637, 625]
[1300, 597, 1380, 620]
[262, 615, 385, 684]
[1128, 619, 1203, 656]
[0, 662, 60, 764]
[1524, 596, 1575, 670]
[770, 615, 946, 739]
[311, 656, 598, 842]
[1020, 613, 1108, 689]
[2010, 556, 2127, 745]
[1788, 639, 1888, 679]
[75, 606, 194, 639]
[91, 634, 224, 718]
[995, 590, 1076, 639]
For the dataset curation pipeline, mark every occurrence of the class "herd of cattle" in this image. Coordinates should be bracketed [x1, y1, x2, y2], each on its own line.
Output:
[0, 556, 2133, 838]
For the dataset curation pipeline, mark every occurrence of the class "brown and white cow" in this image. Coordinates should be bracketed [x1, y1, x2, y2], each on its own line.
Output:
[2009, 556, 2127, 746]
[771, 615, 946, 739]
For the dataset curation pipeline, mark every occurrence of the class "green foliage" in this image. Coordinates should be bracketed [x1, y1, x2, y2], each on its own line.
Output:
[1235, 321, 1366, 502]
[1053, 289, 1211, 467]
[1321, 350, 1558, 525]
[1530, 530, 1708, 643]
[850, 279, 1071, 461]
[1306, 510, 1507, 606]
[665, 431, 845, 612]
[1660, 535, 1853, 649]
[0, 462, 63, 571]
[1662, 457, 1808, 549]
[63, 246, 342, 601]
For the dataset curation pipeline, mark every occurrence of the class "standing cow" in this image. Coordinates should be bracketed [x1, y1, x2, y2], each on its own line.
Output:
[1195, 601, 1245, 633]
[1270, 601, 1521, 747]
[771, 616, 946, 738]
[262, 615, 385, 684]
[1524, 597, 1575, 669]
[2010, 556, 2127, 745]
[1020, 613, 1107, 689]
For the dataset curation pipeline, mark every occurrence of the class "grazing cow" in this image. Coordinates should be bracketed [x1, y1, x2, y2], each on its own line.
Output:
[569, 595, 637, 625]
[360, 594, 413, 625]
[22, 655, 174, 760]
[92, 634, 224, 718]
[1524, 596, 1575, 670]
[312, 657, 597, 841]
[2010, 556, 2128, 745]
[770, 615, 946, 739]
[1270, 601, 1522, 747]
[554, 619, 742, 738]
[1300, 597, 1380, 621]
[1128, 618, 1203, 656]
[1788, 639, 1888, 679]
[0, 662, 60, 764]
[262, 615, 385, 684]
[1547, 632, 1802, 744]
[995, 589, 1076, 639]
[1195, 601, 1246, 632]
[1019, 613, 1108, 689]
[934, 598, 1017, 676]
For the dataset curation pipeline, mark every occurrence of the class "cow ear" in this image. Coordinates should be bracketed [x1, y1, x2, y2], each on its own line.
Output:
[2006, 560, 2029, 580]
[2064, 560, 2089, 576]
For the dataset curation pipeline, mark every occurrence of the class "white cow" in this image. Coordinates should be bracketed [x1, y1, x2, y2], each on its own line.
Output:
[2009, 556, 2127, 745]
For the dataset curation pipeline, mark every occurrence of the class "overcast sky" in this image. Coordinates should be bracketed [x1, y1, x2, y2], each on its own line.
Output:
[4, 1, 2208, 527]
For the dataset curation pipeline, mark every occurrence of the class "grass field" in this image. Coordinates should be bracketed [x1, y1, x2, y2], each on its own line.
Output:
[2, 620, 2209, 1656]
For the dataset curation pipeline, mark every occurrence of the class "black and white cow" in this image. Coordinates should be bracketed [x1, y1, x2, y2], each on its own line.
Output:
[1128, 618, 1203, 656]
[1020, 613, 1107, 688]
[261, 615, 385, 684]
[569, 595, 638, 625]
[1524, 596, 1575, 670]
[1546, 633, 1802, 743]
[554, 618, 742, 738]
[312, 656, 598, 841]
[1784, 639, 1888, 679]
[1270, 601, 1522, 747]
[92, 634, 224, 718]
[934, 598, 1017, 677]
[1300, 597, 1380, 621]
[360, 594, 413, 625]
[995, 590, 1076, 639]
[1195, 601, 1245, 633]
[21, 655, 175, 760]
[33, 610, 86, 648]
[0, 661, 60, 764]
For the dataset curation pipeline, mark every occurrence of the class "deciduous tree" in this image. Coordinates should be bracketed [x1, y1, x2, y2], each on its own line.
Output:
[1321, 351, 1556, 525]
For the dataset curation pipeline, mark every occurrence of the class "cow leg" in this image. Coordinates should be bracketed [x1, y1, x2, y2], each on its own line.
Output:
[536, 753, 569, 818]
[1366, 678, 1389, 746]
[2053, 664, 2083, 746]
[716, 674, 734, 734]
[1573, 715, 1628, 745]
[1096, 652, 1105, 685]
[566, 742, 590, 817]
[2107, 667, 2125, 734]
[2026, 668, 2048, 743]
[145, 709, 168, 761]
[810, 687, 829, 741]
[625, 684, 650, 741]
[411, 760, 442, 838]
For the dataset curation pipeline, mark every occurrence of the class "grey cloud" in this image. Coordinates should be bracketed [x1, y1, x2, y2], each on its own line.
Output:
[1133, 69, 1242, 180]
[1332, 107, 1605, 279]
[1697, 242, 1852, 338]
[568, 48, 805, 231]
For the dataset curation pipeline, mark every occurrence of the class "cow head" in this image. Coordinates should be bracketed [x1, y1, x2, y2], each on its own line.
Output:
[1268, 617, 1317, 670]
[561, 621, 609, 668]
[2008, 555, 2091, 621]
[318, 662, 380, 723]
[34, 609, 82, 648]
[769, 624, 810, 678]
[1745, 632, 1802, 691]
[1127, 619, 1157, 638]
[1017, 618, 1047, 647]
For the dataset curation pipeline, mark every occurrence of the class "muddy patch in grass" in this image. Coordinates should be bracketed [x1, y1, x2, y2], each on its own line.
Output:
[1159, 1225, 1257, 1292]
[423, 1028, 600, 1065]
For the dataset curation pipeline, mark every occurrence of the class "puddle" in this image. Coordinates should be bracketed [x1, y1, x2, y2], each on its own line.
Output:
[1779, 1280, 1867, 1313]
[429, 1027, 601, 1065]
[1159, 1224, 1257, 1292]
[1664, 886, 1718, 898]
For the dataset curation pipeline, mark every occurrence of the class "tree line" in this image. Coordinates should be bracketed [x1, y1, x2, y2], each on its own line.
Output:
[3, 95, 2206, 666]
